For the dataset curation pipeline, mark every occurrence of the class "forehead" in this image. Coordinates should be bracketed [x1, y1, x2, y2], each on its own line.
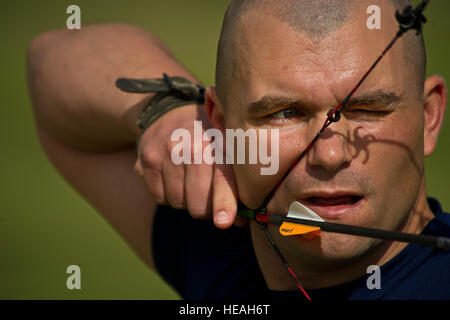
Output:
[229, 5, 407, 109]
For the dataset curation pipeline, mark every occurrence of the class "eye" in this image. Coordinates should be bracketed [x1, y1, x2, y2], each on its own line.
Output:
[345, 107, 393, 118]
[271, 108, 300, 119]
[350, 109, 378, 114]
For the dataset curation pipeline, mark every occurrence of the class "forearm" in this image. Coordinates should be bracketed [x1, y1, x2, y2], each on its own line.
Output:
[27, 23, 198, 151]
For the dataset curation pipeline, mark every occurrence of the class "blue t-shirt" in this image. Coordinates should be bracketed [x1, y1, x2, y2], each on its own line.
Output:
[152, 198, 450, 300]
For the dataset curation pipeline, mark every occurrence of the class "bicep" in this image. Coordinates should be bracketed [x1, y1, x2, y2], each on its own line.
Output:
[36, 126, 157, 269]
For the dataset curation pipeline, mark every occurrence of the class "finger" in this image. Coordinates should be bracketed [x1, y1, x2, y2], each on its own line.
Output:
[162, 161, 186, 210]
[137, 147, 168, 204]
[184, 163, 213, 219]
[142, 166, 167, 205]
[212, 163, 238, 229]
[134, 158, 144, 177]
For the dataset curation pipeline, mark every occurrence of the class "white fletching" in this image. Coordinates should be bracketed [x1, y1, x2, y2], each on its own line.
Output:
[287, 201, 325, 222]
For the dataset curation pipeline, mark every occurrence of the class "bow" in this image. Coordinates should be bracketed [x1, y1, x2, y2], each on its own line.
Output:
[237, 0, 444, 300]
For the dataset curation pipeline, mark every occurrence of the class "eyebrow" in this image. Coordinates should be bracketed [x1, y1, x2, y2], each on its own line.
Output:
[247, 96, 298, 115]
[246, 90, 402, 115]
[344, 90, 402, 109]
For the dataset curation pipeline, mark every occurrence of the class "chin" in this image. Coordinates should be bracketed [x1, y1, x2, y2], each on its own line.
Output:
[286, 232, 381, 263]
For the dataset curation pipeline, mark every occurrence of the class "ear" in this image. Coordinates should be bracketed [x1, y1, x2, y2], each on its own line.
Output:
[423, 75, 447, 157]
[205, 86, 226, 132]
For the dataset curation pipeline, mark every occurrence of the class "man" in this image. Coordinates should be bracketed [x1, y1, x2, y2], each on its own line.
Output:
[27, 0, 449, 299]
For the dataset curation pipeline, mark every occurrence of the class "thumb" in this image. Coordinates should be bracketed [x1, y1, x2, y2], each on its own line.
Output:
[212, 163, 238, 229]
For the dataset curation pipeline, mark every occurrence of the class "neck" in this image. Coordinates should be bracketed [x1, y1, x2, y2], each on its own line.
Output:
[251, 178, 435, 291]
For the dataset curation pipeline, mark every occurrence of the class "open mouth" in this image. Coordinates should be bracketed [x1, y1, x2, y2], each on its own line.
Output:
[305, 195, 362, 206]
[299, 194, 364, 219]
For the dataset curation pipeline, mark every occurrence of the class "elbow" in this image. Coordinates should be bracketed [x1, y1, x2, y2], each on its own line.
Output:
[27, 32, 51, 95]
[26, 30, 60, 85]
[26, 30, 66, 133]
[26, 29, 67, 111]
[26, 33, 48, 124]
[26, 34, 42, 89]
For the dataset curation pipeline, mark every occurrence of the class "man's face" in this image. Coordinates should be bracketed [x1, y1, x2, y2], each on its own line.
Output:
[219, 6, 427, 261]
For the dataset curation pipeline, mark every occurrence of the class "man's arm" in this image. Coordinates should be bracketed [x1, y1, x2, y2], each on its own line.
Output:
[26, 24, 204, 269]
[27, 23, 199, 151]
[27, 23, 240, 270]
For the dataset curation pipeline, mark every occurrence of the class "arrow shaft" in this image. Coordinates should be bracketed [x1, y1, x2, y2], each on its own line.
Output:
[267, 214, 450, 250]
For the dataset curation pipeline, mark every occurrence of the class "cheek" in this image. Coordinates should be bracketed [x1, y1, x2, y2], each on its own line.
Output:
[234, 165, 265, 208]
[360, 115, 425, 229]
[234, 129, 302, 209]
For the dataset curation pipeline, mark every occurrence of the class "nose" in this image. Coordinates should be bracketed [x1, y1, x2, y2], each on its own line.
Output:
[306, 120, 352, 172]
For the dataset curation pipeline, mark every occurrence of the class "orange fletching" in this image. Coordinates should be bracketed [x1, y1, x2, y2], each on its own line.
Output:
[279, 222, 321, 238]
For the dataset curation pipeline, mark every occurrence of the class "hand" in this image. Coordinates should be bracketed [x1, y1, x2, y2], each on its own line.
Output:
[134, 104, 246, 229]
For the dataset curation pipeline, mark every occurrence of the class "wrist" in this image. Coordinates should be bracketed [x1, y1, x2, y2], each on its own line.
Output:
[121, 94, 153, 139]
[116, 74, 205, 153]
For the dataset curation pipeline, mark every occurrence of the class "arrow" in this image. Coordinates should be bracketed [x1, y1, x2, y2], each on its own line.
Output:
[259, 201, 450, 250]
[279, 201, 323, 238]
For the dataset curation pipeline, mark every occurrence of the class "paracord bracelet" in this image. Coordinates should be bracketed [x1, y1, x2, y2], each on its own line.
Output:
[115, 73, 205, 153]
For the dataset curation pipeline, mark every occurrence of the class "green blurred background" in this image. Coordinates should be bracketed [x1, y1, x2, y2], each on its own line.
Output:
[0, 0, 449, 299]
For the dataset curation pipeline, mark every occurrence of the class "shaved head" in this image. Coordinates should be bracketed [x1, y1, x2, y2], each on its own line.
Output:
[215, 0, 426, 107]
[206, 0, 444, 288]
